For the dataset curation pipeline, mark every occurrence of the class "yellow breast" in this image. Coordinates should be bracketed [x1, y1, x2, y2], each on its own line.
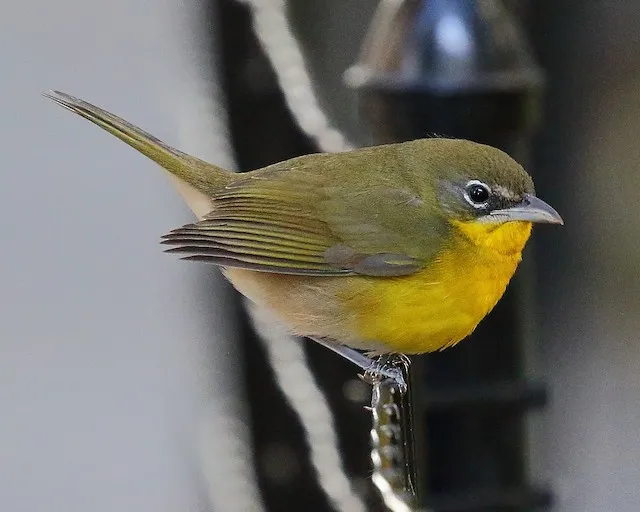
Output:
[342, 220, 533, 353]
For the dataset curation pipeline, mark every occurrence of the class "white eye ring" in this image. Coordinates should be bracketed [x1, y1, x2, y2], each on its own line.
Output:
[464, 180, 491, 208]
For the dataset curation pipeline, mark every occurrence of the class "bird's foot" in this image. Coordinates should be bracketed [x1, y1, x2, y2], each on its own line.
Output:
[306, 336, 410, 393]
[360, 354, 411, 393]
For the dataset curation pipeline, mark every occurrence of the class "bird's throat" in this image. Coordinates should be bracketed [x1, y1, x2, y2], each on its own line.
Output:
[451, 219, 533, 256]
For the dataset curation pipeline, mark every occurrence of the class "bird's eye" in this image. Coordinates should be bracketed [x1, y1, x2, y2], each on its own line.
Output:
[465, 181, 490, 206]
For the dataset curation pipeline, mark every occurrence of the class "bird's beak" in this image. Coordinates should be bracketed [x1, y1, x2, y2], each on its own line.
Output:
[486, 194, 564, 225]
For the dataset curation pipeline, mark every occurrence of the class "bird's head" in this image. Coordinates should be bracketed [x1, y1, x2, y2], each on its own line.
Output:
[424, 139, 563, 227]
[401, 138, 563, 254]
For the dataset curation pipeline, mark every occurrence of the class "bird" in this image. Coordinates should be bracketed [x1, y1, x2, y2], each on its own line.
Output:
[44, 90, 563, 385]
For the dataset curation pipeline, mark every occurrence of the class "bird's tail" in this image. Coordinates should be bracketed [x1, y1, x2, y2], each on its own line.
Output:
[43, 90, 233, 196]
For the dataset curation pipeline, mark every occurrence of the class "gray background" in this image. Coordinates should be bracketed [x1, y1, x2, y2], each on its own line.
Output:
[0, 0, 244, 511]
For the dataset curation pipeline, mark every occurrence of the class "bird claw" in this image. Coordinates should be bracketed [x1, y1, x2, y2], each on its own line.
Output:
[305, 335, 411, 393]
[359, 355, 410, 393]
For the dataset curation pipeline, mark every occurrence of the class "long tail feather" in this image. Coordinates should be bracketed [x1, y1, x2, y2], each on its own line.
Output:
[43, 90, 232, 196]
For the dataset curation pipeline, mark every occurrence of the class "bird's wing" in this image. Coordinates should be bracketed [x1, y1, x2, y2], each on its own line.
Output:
[161, 162, 449, 276]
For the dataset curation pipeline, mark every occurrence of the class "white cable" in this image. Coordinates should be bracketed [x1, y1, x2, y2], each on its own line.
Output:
[238, 0, 354, 153]
[247, 303, 367, 512]
[168, 1, 265, 511]
[181, 96, 266, 512]
[179, 90, 266, 511]
[172, 0, 365, 509]
[234, 1, 370, 510]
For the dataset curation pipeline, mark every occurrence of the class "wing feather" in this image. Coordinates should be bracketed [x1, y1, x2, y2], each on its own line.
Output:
[161, 158, 448, 276]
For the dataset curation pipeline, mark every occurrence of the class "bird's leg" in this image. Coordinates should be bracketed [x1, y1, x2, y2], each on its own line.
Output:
[362, 353, 411, 393]
[307, 337, 409, 393]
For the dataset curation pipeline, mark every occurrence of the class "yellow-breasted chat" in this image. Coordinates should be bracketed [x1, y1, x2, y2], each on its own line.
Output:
[44, 91, 563, 383]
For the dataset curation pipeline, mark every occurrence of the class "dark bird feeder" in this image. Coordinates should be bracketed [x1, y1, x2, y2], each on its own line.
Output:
[346, 0, 553, 510]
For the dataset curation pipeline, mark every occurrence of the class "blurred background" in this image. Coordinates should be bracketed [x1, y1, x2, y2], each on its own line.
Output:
[1, 1, 639, 511]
